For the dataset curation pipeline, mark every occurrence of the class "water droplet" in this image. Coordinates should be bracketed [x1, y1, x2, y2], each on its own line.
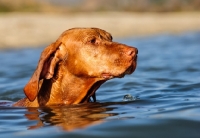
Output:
[123, 94, 137, 101]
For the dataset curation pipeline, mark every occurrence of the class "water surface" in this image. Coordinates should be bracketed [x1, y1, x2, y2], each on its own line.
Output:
[0, 32, 200, 138]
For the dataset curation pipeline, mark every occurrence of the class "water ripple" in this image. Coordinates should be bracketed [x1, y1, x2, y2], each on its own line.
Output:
[0, 32, 200, 137]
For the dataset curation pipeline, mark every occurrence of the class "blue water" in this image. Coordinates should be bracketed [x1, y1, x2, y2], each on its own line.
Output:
[0, 32, 200, 138]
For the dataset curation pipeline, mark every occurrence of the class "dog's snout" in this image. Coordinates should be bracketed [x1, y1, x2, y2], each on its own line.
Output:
[126, 47, 138, 56]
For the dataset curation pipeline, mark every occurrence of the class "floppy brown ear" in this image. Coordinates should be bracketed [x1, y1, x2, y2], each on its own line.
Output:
[23, 41, 67, 101]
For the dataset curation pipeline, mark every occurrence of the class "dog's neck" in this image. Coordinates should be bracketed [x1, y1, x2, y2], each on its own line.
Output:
[37, 65, 105, 106]
[14, 64, 106, 107]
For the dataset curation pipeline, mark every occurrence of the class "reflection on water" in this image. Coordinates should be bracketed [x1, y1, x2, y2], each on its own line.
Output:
[26, 103, 118, 131]
[0, 101, 133, 132]
[0, 32, 200, 137]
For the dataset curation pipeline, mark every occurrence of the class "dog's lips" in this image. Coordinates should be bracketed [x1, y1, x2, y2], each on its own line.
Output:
[126, 55, 137, 74]
[125, 65, 134, 74]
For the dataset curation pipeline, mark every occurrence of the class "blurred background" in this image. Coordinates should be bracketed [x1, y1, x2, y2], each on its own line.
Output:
[0, 0, 200, 48]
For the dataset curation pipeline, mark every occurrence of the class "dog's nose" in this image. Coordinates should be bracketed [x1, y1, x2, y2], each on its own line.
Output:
[135, 48, 138, 54]
[126, 47, 138, 56]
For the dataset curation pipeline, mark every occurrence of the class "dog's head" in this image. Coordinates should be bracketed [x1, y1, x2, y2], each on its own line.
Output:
[24, 28, 138, 102]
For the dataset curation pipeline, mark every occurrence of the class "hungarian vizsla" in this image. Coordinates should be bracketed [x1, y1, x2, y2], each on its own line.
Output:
[13, 28, 138, 107]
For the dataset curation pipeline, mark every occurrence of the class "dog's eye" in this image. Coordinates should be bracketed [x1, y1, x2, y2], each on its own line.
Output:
[90, 38, 96, 44]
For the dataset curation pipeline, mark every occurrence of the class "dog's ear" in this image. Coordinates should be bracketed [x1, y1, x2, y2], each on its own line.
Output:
[24, 41, 67, 101]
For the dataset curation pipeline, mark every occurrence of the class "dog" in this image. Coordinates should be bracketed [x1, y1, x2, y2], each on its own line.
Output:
[13, 28, 138, 107]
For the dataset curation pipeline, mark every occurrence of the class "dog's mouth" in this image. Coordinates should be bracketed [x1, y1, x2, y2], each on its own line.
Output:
[125, 58, 137, 74]
[125, 55, 137, 74]
[101, 66, 135, 80]
[101, 55, 137, 80]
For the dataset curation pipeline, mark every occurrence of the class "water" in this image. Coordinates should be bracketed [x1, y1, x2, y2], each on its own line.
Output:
[0, 32, 200, 138]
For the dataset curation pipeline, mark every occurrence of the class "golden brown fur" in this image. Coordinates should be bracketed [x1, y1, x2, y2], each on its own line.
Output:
[13, 28, 138, 107]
